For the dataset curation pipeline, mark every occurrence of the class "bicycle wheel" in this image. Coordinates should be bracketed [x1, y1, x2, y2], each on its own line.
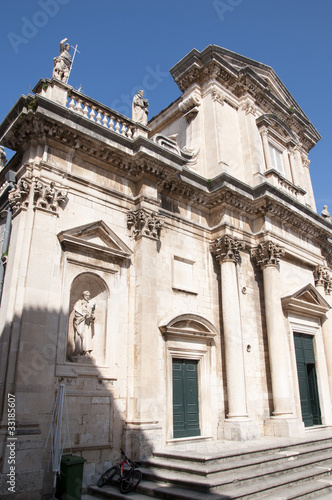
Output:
[120, 468, 142, 494]
[97, 465, 120, 487]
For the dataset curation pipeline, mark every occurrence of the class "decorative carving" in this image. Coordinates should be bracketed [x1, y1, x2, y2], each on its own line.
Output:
[178, 92, 201, 119]
[211, 89, 225, 105]
[241, 102, 256, 116]
[132, 90, 149, 125]
[151, 134, 192, 160]
[127, 209, 164, 240]
[8, 177, 31, 212]
[313, 265, 331, 292]
[251, 241, 285, 269]
[33, 179, 68, 212]
[52, 38, 72, 83]
[210, 235, 245, 264]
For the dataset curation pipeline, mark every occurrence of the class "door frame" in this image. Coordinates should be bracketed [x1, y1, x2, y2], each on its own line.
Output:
[160, 314, 217, 442]
[289, 314, 332, 427]
[293, 332, 321, 426]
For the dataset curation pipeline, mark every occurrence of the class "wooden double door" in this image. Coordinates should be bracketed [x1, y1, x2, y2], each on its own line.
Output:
[294, 333, 321, 427]
[172, 359, 200, 438]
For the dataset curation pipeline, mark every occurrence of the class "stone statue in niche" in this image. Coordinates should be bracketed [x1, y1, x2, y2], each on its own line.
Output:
[52, 38, 72, 83]
[132, 90, 149, 125]
[72, 291, 96, 357]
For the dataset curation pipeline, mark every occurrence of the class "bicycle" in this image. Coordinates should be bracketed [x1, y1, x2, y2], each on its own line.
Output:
[97, 448, 142, 494]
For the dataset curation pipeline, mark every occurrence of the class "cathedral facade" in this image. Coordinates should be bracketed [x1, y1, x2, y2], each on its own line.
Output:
[1, 45, 332, 498]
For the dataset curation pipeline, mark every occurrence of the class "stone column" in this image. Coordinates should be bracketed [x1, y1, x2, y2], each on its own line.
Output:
[211, 235, 260, 440]
[251, 241, 297, 436]
[123, 208, 164, 458]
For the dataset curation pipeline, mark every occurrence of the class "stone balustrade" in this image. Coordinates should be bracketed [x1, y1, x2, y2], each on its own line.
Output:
[264, 169, 305, 200]
[67, 89, 138, 138]
[34, 79, 149, 139]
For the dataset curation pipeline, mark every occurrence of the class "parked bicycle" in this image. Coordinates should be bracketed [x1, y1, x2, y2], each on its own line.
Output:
[97, 448, 142, 494]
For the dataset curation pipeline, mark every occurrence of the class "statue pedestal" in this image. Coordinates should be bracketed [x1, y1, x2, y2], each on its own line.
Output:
[33, 78, 71, 106]
[70, 354, 94, 364]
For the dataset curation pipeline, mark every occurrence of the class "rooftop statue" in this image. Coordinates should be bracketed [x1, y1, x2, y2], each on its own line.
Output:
[52, 38, 72, 83]
[321, 205, 331, 222]
[132, 90, 149, 125]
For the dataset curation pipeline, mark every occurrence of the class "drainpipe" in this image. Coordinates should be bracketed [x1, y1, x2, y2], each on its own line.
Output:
[0, 170, 16, 304]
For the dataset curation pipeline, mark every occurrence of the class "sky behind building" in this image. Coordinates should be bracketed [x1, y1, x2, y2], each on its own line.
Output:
[1, 0, 331, 210]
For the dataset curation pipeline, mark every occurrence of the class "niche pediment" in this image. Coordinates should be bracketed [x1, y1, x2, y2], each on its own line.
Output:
[281, 283, 330, 318]
[58, 220, 132, 262]
[159, 313, 217, 340]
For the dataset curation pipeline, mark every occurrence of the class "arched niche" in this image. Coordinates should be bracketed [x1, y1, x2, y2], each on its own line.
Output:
[67, 272, 109, 365]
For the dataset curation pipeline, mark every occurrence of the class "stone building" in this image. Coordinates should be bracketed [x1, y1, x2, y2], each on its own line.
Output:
[1, 44, 332, 498]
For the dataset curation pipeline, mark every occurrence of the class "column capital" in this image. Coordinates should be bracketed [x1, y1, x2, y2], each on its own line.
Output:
[313, 265, 331, 293]
[210, 235, 245, 264]
[251, 241, 285, 269]
[127, 208, 164, 241]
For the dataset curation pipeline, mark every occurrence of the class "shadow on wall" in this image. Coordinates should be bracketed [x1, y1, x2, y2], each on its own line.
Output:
[0, 301, 154, 499]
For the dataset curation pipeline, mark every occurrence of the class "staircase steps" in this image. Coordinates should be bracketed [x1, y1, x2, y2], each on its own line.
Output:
[88, 434, 332, 499]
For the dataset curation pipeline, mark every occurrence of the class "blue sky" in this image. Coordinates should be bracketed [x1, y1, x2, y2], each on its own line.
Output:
[1, 0, 331, 211]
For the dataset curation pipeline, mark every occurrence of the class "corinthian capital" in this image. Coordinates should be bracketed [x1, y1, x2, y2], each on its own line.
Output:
[127, 209, 164, 240]
[313, 265, 331, 291]
[210, 235, 245, 264]
[251, 241, 285, 269]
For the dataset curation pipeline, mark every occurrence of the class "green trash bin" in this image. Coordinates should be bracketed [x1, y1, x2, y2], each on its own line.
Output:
[57, 454, 86, 500]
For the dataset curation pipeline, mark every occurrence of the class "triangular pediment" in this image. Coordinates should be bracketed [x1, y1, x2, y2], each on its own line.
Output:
[281, 283, 330, 318]
[58, 220, 132, 262]
[169, 45, 321, 149]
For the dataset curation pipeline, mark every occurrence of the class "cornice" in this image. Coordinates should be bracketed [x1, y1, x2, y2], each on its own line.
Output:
[1, 94, 331, 263]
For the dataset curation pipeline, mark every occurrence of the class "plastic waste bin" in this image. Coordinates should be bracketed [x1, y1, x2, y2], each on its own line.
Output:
[57, 454, 86, 500]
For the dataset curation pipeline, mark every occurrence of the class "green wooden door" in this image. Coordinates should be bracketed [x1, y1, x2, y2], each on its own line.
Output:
[294, 333, 321, 427]
[173, 359, 200, 438]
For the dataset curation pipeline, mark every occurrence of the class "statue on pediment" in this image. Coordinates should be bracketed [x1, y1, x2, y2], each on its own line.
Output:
[52, 38, 72, 83]
[132, 90, 149, 125]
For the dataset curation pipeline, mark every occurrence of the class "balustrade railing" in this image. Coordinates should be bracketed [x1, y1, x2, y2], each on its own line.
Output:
[34, 79, 149, 139]
[67, 89, 140, 138]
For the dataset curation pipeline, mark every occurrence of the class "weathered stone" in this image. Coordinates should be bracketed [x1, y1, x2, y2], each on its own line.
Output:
[0, 44, 332, 499]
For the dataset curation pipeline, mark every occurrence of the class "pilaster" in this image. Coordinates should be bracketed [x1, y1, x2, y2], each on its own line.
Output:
[124, 208, 164, 457]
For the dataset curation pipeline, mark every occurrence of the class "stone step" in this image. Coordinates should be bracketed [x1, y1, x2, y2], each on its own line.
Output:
[151, 436, 332, 467]
[257, 478, 332, 499]
[138, 451, 332, 492]
[89, 480, 227, 499]
[87, 433, 332, 499]
[216, 465, 332, 499]
[142, 442, 332, 477]
[87, 482, 154, 499]
[88, 472, 332, 500]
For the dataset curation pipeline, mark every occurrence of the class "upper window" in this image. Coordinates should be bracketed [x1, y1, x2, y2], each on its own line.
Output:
[269, 143, 285, 176]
